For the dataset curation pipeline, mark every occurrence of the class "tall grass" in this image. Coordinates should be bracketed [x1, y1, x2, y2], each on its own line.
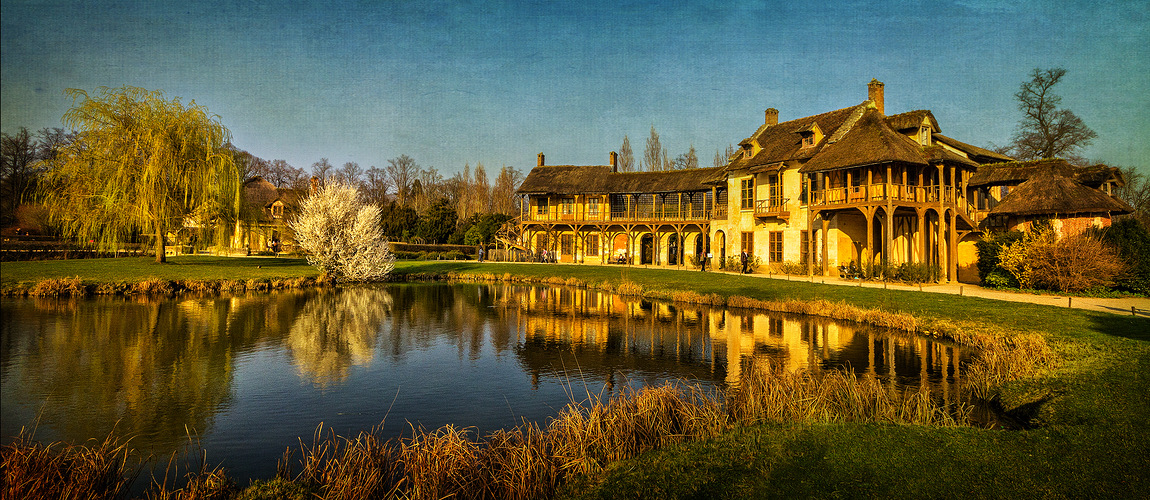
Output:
[1, 428, 135, 500]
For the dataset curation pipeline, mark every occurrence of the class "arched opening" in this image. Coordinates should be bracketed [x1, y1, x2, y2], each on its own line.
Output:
[714, 230, 726, 267]
[694, 233, 705, 266]
[640, 234, 654, 265]
[667, 234, 679, 266]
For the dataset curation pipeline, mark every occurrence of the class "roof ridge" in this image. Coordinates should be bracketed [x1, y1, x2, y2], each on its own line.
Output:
[824, 102, 872, 145]
[744, 101, 868, 145]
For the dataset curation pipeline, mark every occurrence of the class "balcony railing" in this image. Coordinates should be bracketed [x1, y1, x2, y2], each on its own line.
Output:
[524, 207, 716, 223]
[810, 184, 964, 208]
[754, 198, 790, 218]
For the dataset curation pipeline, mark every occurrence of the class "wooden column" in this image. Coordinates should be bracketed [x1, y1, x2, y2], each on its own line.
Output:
[863, 207, 875, 276]
[821, 216, 830, 276]
[884, 164, 893, 271]
[948, 210, 958, 282]
[807, 175, 815, 277]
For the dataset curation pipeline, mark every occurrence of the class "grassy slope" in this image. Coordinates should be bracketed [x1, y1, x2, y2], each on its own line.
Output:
[0, 255, 317, 286]
[3, 258, 1147, 497]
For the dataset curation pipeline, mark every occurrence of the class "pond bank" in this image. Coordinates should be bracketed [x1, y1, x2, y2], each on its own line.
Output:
[2, 257, 1147, 498]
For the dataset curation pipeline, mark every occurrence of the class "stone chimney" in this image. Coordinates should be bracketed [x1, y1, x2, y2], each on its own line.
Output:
[310, 176, 319, 195]
[610, 151, 618, 172]
[765, 108, 779, 126]
[537, 152, 545, 167]
[868, 79, 885, 115]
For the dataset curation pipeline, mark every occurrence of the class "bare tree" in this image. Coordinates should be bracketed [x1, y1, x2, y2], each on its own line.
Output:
[492, 165, 523, 216]
[643, 126, 662, 172]
[619, 135, 635, 172]
[363, 166, 390, 207]
[714, 144, 735, 168]
[267, 159, 308, 190]
[35, 127, 75, 162]
[411, 166, 444, 214]
[311, 158, 334, 185]
[1009, 67, 1097, 163]
[473, 162, 491, 214]
[386, 154, 418, 207]
[1115, 166, 1150, 228]
[336, 161, 363, 187]
[1, 127, 40, 223]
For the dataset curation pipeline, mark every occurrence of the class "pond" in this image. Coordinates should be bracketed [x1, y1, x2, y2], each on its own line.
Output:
[1, 282, 969, 482]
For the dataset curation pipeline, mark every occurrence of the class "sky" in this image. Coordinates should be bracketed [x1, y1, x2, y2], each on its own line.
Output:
[3, 0, 1148, 179]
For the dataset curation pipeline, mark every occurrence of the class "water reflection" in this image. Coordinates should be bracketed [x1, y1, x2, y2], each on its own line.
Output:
[286, 288, 392, 387]
[1, 283, 969, 480]
[509, 286, 967, 404]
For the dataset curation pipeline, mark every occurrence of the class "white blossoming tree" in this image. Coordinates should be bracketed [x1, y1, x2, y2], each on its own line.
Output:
[290, 182, 395, 281]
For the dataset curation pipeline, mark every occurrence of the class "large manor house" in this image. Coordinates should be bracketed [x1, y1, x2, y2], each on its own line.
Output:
[514, 80, 1131, 283]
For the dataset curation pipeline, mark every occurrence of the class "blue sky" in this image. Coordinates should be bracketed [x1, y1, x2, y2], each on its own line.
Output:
[2, 0, 1148, 177]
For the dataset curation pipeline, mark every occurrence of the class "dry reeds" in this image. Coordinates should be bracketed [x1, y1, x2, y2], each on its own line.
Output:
[0, 429, 135, 500]
[28, 276, 87, 297]
[727, 359, 970, 427]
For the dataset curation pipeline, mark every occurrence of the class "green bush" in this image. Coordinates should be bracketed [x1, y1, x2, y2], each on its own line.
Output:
[983, 269, 1017, 288]
[892, 262, 940, 284]
[976, 230, 1024, 284]
[1092, 218, 1150, 295]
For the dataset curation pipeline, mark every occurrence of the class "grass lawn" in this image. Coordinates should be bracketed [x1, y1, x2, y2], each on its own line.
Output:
[3, 257, 1148, 498]
[0, 255, 318, 287]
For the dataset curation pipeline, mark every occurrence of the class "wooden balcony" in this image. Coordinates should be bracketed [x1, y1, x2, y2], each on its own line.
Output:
[754, 199, 790, 220]
[523, 207, 715, 224]
[810, 184, 962, 208]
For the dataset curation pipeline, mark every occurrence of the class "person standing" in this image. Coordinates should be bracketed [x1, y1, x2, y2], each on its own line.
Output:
[740, 249, 749, 274]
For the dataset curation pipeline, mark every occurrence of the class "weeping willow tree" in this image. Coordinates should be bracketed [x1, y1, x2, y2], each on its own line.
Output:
[40, 86, 240, 263]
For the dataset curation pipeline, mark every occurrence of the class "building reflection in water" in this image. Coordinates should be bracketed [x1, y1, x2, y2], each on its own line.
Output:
[1, 282, 968, 477]
[507, 284, 967, 404]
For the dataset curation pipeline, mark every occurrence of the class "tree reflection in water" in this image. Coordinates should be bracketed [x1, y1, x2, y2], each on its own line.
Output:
[286, 287, 392, 387]
[1, 283, 970, 482]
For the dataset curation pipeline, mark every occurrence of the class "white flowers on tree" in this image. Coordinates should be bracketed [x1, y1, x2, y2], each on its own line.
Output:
[290, 182, 396, 281]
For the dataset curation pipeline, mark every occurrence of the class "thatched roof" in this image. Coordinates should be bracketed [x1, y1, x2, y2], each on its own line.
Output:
[242, 176, 280, 209]
[1074, 164, 1126, 188]
[932, 134, 1013, 163]
[967, 159, 1121, 188]
[516, 165, 723, 195]
[885, 110, 940, 132]
[990, 170, 1133, 216]
[798, 108, 929, 173]
[726, 104, 866, 171]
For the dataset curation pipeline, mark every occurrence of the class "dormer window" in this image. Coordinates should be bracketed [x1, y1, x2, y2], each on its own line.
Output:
[797, 122, 822, 149]
[920, 126, 931, 146]
[743, 146, 753, 159]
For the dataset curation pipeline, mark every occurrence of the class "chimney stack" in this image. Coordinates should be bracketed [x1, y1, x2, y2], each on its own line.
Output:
[310, 176, 319, 195]
[765, 108, 779, 126]
[537, 152, 545, 167]
[868, 79, 885, 115]
[610, 151, 618, 172]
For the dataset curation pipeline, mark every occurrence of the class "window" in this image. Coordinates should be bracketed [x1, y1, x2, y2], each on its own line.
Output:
[560, 234, 573, 256]
[562, 198, 574, 215]
[767, 174, 782, 209]
[588, 198, 599, 216]
[741, 231, 754, 255]
[741, 178, 754, 210]
[920, 126, 931, 146]
[536, 200, 548, 215]
[802, 135, 814, 147]
[586, 234, 599, 255]
[769, 231, 783, 264]
[271, 203, 284, 218]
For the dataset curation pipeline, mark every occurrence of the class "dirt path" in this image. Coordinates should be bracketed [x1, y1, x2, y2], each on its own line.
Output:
[717, 268, 1150, 318]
